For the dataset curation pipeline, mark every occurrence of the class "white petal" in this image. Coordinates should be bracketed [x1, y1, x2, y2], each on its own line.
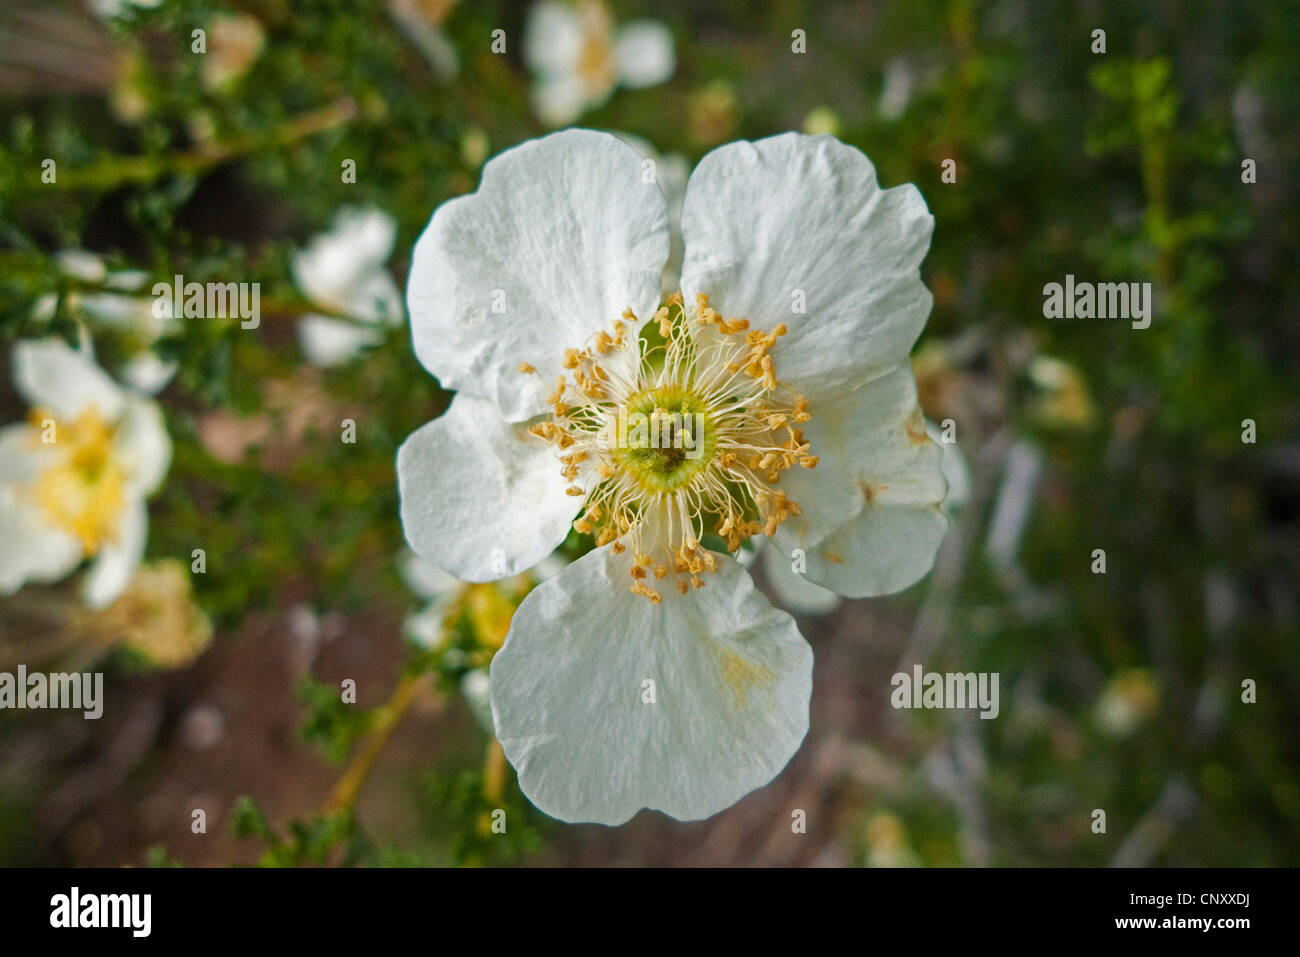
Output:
[531, 76, 591, 127]
[104, 268, 150, 292]
[680, 133, 934, 401]
[760, 540, 842, 615]
[0, 495, 81, 595]
[771, 364, 948, 598]
[114, 394, 171, 496]
[296, 315, 383, 367]
[490, 546, 812, 824]
[927, 420, 970, 515]
[0, 423, 52, 485]
[348, 269, 404, 326]
[333, 207, 396, 266]
[82, 497, 147, 609]
[12, 338, 126, 421]
[75, 292, 147, 327]
[0, 427, 81, 594]
[121, 353, 178, 395]
[878, 58, 916, 121]
[407, 129, 670, 422]
[523, 1, 583, 79]
[397, 394, 576, 581]
[404, 604, 447, 649]
[30, 294, 56, 322]
[613, 20, 674, 89]
[55, 249, 107, 283]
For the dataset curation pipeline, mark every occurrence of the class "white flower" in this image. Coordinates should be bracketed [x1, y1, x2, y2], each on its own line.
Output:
[525, 1, 674, 127]
[0, 339, 171, 608]
[292, 207, 404, 368]
[398, 129, 945, 824]
[34, 250, 179, 395]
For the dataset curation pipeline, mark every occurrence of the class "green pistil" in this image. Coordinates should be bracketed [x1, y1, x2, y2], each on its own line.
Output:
[614, 387, 716, 493]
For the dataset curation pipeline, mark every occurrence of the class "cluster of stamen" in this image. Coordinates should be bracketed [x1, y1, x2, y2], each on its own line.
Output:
[521, 292, 817, 603]
[26, 406, 126, 556]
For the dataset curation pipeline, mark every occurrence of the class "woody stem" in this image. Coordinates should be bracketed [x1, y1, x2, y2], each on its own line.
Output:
[320, 668, 425, 817]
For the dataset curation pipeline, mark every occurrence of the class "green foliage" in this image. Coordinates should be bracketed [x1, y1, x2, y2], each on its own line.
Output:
[231, 795, 376, 867]
[423, 769, 548, 867]
[297, 677, 377, 765]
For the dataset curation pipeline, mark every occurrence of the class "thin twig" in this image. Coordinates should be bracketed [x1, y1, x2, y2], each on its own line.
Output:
[319, 669, 426, 817]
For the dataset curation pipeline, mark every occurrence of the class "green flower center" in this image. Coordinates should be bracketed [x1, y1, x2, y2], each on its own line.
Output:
[614, 387, 716, 493]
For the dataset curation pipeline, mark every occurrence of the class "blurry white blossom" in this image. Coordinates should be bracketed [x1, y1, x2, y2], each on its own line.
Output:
[292, 207, 404, 367]
[34, 250, 178, 395]
[201, 13, 266, 92]
[0, 339, 171, 608]
[525, 0, 674, 126]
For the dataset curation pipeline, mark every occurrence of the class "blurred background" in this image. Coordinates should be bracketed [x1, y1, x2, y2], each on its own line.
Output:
[0, 0, 1297, 866]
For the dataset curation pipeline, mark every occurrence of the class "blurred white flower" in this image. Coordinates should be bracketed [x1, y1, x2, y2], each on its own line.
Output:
[878, 58, 917, 121]
[459, 668, 494, 734]
[1094, 669, 1158, 738]
[525, 0, 674, 126]
[1027, 355, 1095, 429]
[292, 207, 404, 368]
[0, 339, 170, 608]
[399, 130, 944, 824]
[201, 13, 266, 92]
[34, 250, 179, 395]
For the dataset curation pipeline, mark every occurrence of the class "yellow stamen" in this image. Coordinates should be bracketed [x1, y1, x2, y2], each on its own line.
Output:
[526, 291, 814, 601]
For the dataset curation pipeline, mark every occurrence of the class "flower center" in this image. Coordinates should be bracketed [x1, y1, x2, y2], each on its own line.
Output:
[29, 406, 126, 556]
[613, 386, 715, 493]
[522, 292, 817, 603]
